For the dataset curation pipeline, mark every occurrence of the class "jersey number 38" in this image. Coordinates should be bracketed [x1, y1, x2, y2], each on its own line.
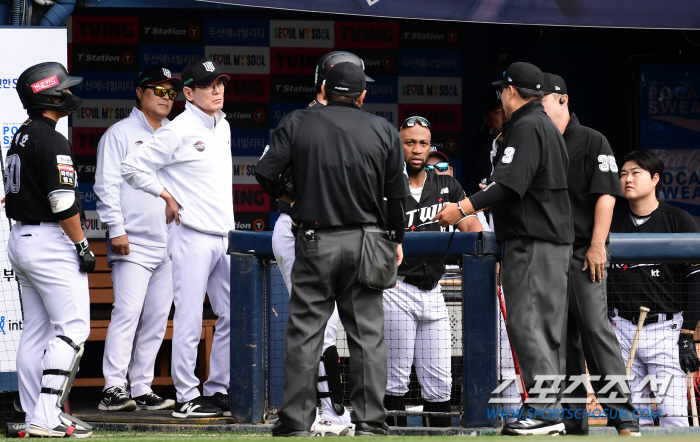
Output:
[4, 154, 21, 194]
[598, 155, 618, 173]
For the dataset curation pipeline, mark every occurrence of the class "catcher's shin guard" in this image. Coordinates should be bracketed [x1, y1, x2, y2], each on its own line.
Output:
[384, 394, 407, 427]
[422, 400, 452, 427]
[40, 335, 84, 407]
[317, 345, 345, 416]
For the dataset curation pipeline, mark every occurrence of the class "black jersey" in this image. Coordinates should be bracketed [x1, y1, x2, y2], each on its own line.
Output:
[4, 116, 81, 222]
[399, 171, 465, 285]
[257, 100, 409, 229]
[489, 99, 574, 244]
[607, 200, 700, 326]
[563, 114, 623, 248]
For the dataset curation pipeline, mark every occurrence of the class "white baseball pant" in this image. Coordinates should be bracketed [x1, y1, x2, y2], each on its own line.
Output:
[102, 243, 172, 397]
[611, 310, 688, 427]
[8, 223, 90, 431]
[168, 222, 230, 403]
[383, 277, 452, 403]
[271, 214, 349, 426]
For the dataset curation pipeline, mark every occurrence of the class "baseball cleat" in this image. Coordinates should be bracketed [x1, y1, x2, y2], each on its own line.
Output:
[501, 418, 565, 436]
[133, 392, 175, 410]
[172, 396, 223, 418]
[310, 419, 350, 436]
[617, 421, 641, 437]
[98, 385, 136, 411]
[204, 392, 231, 416]
[28, 412, 93, 438]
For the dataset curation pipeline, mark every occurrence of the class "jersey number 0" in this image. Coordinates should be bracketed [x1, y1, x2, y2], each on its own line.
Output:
[4, 154, 21, 194]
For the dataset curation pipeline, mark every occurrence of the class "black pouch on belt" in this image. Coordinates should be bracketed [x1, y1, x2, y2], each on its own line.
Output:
[357, 225, 398, 290]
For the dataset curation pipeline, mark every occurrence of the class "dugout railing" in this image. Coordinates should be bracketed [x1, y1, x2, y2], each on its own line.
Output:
[227, 231, 700, 427]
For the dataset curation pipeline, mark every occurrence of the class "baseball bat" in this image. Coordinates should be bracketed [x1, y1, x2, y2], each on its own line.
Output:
[626, 306, 650, 377]
[689, 369, 699, 427]
[497, 283, 529, 402]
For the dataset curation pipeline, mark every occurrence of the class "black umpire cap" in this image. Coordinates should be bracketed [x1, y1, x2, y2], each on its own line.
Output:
[492, 62, 543, 91]
[541, 73, 568, 95]
[181, 57, 230, 88]
[315, 51, 374, 87]
[138, 66, 184, 92]
[325, 62, 366, 94]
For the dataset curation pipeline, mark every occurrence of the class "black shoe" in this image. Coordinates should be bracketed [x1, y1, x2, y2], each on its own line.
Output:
[133, 392, 175, 410]
[98, 385, 137, 411]
[172, 396, 223, 418]
[354, 422, 389, 436]
[271, 420, 311, 437]
[617, 421, 641, 437]
[502, 419, 565, 436]
[205, 392, 231, 417]
[28, 413, 93, 438]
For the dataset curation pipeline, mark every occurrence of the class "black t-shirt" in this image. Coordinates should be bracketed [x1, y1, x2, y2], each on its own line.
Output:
[399, 171, 465, 283]
[563, 113, 623, 248]
[4, 116, 81, 222]
[257, 101, 409, 229]
[607, 199, 700, 326]
[488, 100, 574, 244]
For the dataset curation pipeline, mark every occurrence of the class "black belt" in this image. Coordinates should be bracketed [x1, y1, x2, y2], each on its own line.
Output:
[402, 275, 440, 291]
[614, 310, 678, 325]
[19, 221, 41, 225]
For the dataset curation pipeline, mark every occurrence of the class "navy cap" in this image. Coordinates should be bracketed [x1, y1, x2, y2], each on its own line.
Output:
[138, 66, 183, 92]
[325, 62, 366, 94]
[542, 73, 568, 95]
[491, 62, 543, 91]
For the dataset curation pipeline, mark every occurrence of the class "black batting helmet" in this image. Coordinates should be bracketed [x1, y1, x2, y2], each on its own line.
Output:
[314, 51, 374, 87]
[16, 62, 83, 113]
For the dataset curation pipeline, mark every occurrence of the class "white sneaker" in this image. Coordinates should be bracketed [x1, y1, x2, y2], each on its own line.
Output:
[310, 419, 350, 436]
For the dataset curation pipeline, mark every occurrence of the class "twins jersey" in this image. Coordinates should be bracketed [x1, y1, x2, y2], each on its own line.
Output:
[4, 116, 81, 222]
[398, 171, 465, 284]
[608, 199, 700, 326]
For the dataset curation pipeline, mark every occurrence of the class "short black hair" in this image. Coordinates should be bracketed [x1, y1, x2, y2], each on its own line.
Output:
[326, 89, 363, 102]
[621, 150, 664, 197]
[515, 87, 544, 100]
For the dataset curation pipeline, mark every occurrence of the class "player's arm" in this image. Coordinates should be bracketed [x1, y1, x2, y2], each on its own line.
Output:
[382, 126, 410, 265]
[434, 182, 516, 227]
[447, 180, 482, 232]
[94, 128, 129, 255]
[582, 194, 616, 283]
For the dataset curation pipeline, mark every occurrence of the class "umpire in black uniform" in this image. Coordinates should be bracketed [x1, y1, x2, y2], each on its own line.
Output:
[434, 62, 573, 436]
[540, 73, 639, 436]
[256, 62, 409, 437]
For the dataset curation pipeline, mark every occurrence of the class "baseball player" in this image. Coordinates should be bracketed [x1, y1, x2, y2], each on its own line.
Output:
[270, 51, 373, 431]
[540, 73, 639, 435]
[6, 62, 95, 437]
[608, 150, 700, 427]
[121, 58, 234, 418]
[94, 66, 182, 411]
[383, 116, 481, 428]
[434, 62, 574, 436]
[257, 62, 409, 437]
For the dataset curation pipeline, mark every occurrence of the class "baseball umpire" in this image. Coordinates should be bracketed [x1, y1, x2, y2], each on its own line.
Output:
[540, 73, 639, 435]
[434, 61, 573, 436]
[94, 66, 182, 412]
[122, 58, 233, 418]
[270, 51, 373, 431]
[257, 61, 409, 437]
[6, 62, 95, 437]
[608, 150, 700, 427]
[384, 116, 481, 428]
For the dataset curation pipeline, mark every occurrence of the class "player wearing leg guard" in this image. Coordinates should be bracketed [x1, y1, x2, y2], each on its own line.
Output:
[317, 346, 345, 416]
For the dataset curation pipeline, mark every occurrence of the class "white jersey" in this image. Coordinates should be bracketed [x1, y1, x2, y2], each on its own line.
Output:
[121, 101, 235, 236]
[94, 107, 169, 247]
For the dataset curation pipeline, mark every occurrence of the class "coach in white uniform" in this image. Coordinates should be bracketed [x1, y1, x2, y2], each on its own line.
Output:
[122, 58, 234, 418]
[95, 66, 182, 412]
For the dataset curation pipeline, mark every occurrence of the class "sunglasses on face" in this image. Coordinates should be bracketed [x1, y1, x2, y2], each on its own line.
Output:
[400, 116, 431, 131]
[426, 162, 449, 172]
[144, 85, 178, 100]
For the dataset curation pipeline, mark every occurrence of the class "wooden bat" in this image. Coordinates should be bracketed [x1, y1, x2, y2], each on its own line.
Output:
[626, 306, 650, 377]
[497, 283, 529, 402]
[689, 369, 699, 427]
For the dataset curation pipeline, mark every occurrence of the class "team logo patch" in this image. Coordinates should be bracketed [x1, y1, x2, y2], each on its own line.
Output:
[56, 155, 73, 165]
[57, 164, 75, 185]
[194, 141, 206, 151]
[135, 141, 143, 147]
[440, 187, 449, 194]
[202, 61, 216, 72]
[162, 68, 172, 78]
[31, 75, 59, 93]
